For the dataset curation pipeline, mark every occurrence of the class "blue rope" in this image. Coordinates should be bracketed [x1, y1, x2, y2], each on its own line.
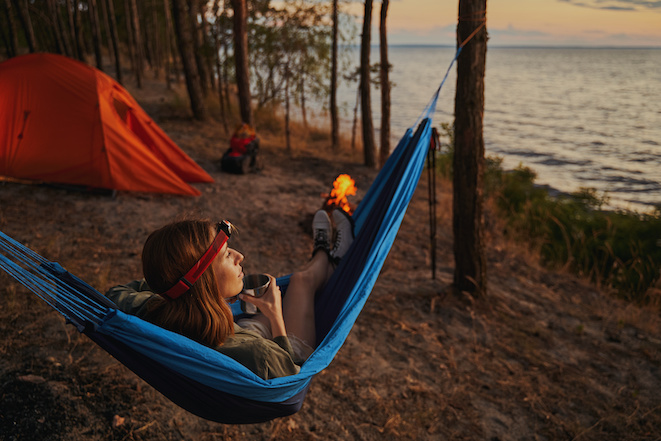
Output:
[0, 48, 460, 411]
[0, 231, 110, 329]
[415, 46, 462, 128]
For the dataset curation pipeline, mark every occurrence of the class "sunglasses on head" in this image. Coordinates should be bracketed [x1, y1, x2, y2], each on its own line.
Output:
[160, 220, 234, 300]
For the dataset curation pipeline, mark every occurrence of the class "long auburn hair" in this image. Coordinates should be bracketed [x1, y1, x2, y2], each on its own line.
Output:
[141, 220, 235, 347]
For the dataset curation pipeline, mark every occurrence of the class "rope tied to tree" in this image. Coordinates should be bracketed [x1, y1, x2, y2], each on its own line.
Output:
[458, 10, 487, 48]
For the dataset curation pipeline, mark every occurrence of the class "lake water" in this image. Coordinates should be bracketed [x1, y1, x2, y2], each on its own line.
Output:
[328, 46, 661, 213]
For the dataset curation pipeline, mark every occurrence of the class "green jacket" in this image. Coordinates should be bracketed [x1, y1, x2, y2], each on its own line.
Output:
[105, 280, 301, 379]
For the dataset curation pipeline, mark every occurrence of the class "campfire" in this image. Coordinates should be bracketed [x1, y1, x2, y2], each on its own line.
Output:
[322, 174, 357, 214]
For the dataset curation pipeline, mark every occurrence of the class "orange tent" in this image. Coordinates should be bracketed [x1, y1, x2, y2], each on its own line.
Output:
[0, 53, 213, 196]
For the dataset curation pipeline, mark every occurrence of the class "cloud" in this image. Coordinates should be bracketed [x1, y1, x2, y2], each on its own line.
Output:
[493, 24, 549, 38]
[557, 0, 661, 11]
[477, 23, 658, 47]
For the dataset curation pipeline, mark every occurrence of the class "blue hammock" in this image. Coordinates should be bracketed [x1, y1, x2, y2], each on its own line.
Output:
[0, 55, 457, 423]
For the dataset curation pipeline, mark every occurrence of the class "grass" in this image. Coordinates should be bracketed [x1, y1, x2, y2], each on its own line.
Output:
[433, 123, 661, 306]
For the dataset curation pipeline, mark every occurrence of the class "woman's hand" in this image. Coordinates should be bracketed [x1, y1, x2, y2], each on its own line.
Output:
[239, 275, 286, 337]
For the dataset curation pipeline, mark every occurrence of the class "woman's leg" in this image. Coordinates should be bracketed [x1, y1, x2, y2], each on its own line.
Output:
[281, 251, 334, 348]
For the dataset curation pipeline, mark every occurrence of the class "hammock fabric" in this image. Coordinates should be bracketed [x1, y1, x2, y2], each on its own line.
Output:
[0, 56, 457, 423]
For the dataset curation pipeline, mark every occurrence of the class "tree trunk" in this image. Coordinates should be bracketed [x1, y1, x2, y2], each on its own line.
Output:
[351, 84, 359, 151]
[453, 0, 488, 297]
[379, 0, 390, 167]
[222, 35, 230, 110]
[123, 0, 136, 71]
[151, 0, 161, 78]
[128, 0, 144, 87]
[230, 0, 252, 126]
[55, 0, 73, 57]
[163, 0, 173, 88]
[330, 0, 339, 151]
[188, 0, 208, 93]
[66, 0, 79, 59]
[2, 0, 19, 57]
[12, 0, 36, 52]
[221, 0, 231, 108]
[285, 63, 291, 152]
[199, 0, 216, 91]
[214, 30, 228, 132]
[300, 75, 307, 129]
[141, 1, 155, 72]
[99, 0, 115, 65]
[171, 0, 207, 120]
[71, 0, 86, 60]
[32, 15, 51, 51]
[88, 0, 104, 70]
[45, 0, 65, 55]
[105, 0, 122, 83]
[212, 0, 228, 133]
[360, 0, 376, 168]
[0, 22, 12, 57]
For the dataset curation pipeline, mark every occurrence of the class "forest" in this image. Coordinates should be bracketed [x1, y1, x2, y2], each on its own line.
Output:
[0, 0, 399, 161]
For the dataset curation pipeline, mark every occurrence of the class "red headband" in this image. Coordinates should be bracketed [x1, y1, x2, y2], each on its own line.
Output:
[160, 221, 233, 300]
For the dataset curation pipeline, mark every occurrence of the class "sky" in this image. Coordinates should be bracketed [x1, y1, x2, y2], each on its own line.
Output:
[352, 0, 661, 47]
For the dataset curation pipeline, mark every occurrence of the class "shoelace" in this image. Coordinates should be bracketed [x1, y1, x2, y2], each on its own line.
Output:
[331, 229, 343, 257]
[314, 230, 330, 249]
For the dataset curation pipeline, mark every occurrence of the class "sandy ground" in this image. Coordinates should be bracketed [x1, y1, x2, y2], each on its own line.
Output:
[1, 78, 660, 441]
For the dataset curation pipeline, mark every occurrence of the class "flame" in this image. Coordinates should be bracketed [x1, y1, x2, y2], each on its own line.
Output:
[323, 174, 357, 214]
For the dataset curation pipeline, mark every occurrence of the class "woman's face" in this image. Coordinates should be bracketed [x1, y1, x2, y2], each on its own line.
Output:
[213, 242, 244, 300]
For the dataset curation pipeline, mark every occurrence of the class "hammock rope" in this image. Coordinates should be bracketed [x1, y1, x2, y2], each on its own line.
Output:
[0, 46, 463, 424]
[0, 234, 111, 329]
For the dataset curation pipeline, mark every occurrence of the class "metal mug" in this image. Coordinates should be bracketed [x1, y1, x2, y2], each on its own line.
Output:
[240, 274, 270, 314]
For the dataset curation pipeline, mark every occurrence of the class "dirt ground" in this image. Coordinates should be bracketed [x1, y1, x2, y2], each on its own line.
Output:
[1, 78, 660, 441]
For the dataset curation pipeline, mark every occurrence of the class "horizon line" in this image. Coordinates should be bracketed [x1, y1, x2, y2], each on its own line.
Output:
[347, 43, 661, 50]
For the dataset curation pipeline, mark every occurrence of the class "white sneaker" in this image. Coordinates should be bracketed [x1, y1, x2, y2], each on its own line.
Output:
[330, 209, 355, 262]
[312, 210, 332, 256]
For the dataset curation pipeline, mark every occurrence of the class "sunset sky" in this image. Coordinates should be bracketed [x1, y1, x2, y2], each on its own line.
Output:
[353, 0, 661, 47]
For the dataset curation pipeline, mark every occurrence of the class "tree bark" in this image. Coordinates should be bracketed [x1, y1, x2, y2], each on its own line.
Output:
[71, 0, 86, 60]
[330, 0, 339, 150]
[66, 0, 79, 59]
[188, 0, 208, 93]
[150, 0, 161, 78]
[163, 0, 173, 88]
[0, 21, 12, 57]
[199, 0, 216, 91]
[105, 0, 122, 83]
[88, 0, 104, 70]
[55, 0, 73, 57]
[45, 0, 66, 55]
[171, 0, 207, 120]
[2, 0, 19, 57]
[212, 0, 228, 133]
[300, 76, 307, 129]
[360, 0, 376, 168]
[351, 84, 359, 151]
[379, 0, 390, 167]
[285, 63, 291, 152]
[128, 0, 144, 87]
[230, 0, 252, 126]
[453, 0, 488, 297]
[99, 0, 115, 65]
[12, 0, 36, 52]
[123, 0, 136, 72]
[141, 1, 156, 72]
[222, 32, 230, 110]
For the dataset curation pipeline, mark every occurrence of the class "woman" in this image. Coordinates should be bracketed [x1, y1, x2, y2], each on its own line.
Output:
[105, 209, 354, 379]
